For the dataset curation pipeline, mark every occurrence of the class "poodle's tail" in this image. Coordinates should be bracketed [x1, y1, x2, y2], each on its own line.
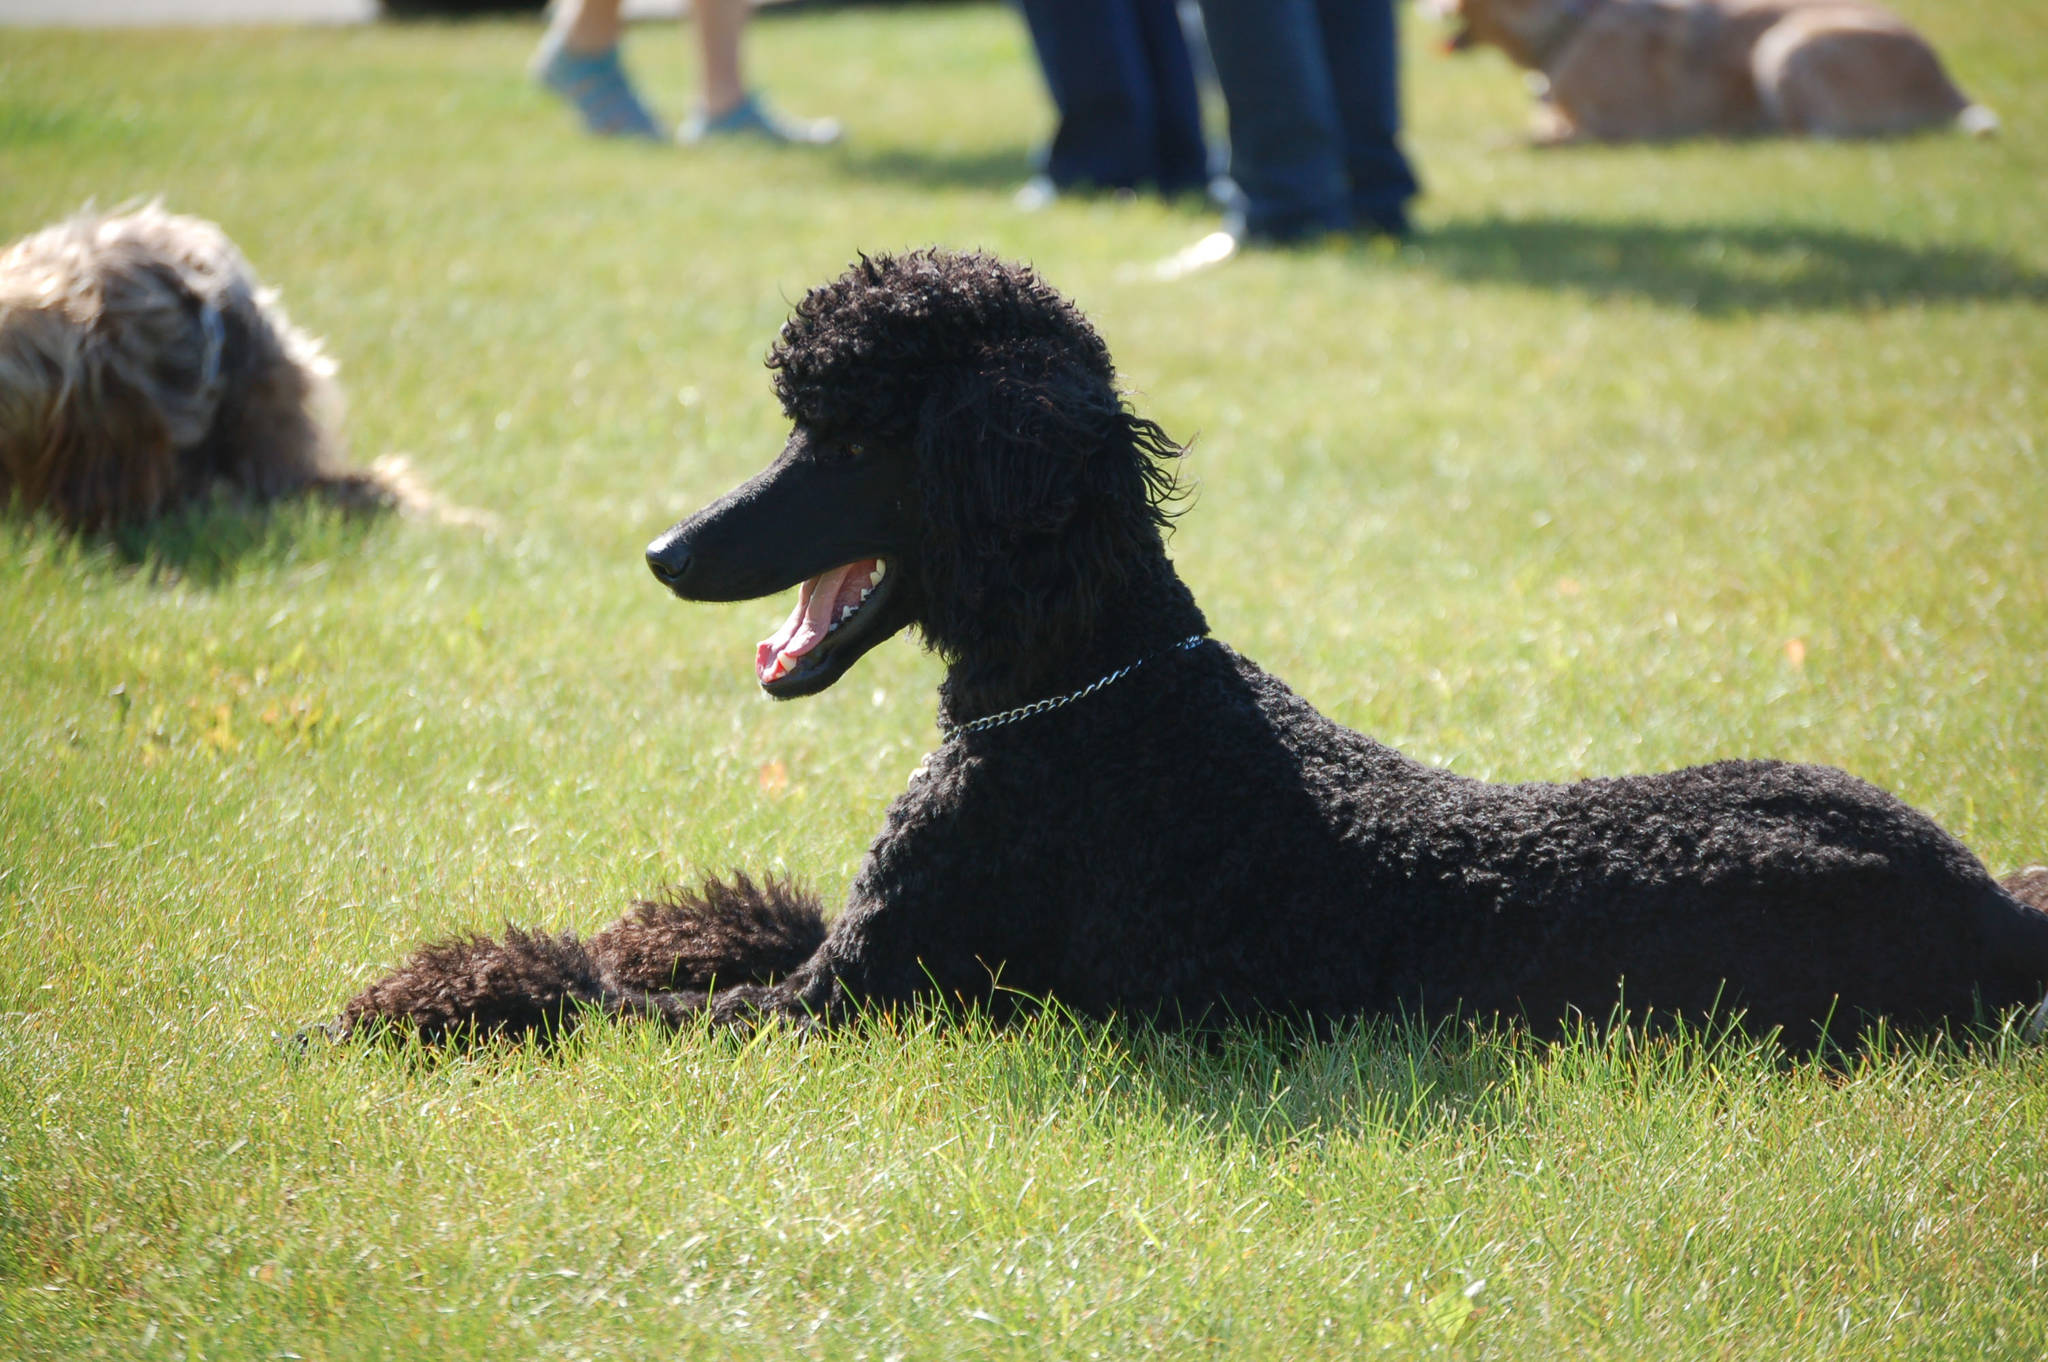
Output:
[1993, 865, 2048, 1040]
[328, 873, 828, 1046]
[592, 873, 828, 992]
[329, 923, 609, 1046]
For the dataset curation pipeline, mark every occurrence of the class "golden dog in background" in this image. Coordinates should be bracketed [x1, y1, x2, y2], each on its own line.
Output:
[1439, 0, 1996, 144]
[0, 204, 434, 533]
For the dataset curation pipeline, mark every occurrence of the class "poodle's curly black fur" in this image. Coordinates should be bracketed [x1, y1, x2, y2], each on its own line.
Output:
[335, 249, 2048, 1051]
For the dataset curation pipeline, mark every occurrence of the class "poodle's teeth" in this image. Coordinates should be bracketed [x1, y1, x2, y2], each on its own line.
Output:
[860, 587, 872, 601]
[841, 604, 857, 621]
[871, 562, 886, 584]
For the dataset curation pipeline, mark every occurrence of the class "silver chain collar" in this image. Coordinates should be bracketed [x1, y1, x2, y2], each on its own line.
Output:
[938, 635, 1208, 741]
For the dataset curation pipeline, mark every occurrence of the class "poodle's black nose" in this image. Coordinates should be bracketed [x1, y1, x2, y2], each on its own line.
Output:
[646, 532, 693, 589]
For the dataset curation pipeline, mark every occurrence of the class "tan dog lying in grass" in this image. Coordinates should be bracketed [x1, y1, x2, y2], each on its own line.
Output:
[0, 204, 456, 534]
[1439, 0, 1996, 144]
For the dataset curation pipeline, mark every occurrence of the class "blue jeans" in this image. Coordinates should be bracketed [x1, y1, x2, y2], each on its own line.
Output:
[1018, 0, 1211, 195]
[1195, 0, 1419, 239]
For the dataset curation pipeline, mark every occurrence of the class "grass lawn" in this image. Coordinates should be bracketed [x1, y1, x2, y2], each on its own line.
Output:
[3, 2, 2046, 1356]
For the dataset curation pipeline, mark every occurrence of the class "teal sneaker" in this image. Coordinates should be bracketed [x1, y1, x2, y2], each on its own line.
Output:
[532, 41, 663, 141]
[679, 92, 841, 147]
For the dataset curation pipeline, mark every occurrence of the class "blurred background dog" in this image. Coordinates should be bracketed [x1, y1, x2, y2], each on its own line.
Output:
[0, 204, 423, 533]
[1437, 0, 1996, 143]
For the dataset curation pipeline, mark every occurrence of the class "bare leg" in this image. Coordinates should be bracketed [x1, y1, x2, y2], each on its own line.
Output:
[549, 0, 624, 55]
[696, 0, 750, 119]
[537, 0, 837, 143]
[549, 0, 746, 112]
[679, 0, 843, 144]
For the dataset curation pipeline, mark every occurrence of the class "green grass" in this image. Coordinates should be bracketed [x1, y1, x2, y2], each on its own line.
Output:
[3, 3, 2045, 1356]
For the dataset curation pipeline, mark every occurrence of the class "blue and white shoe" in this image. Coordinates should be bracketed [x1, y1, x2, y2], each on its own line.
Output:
[532, 40, 663, 141]
[678, 92, 841, 147]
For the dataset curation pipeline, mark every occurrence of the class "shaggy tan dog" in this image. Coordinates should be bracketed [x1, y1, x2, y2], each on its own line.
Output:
[0, 204, 419, 532]
[1440, 0, 1996, 144]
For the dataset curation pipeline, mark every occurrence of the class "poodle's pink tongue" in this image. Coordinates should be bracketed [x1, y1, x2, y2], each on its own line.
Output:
[756, 559, 879, 684]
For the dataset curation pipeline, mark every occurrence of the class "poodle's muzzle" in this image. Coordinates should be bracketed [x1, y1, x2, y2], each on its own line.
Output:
[646, 426, 920, 699]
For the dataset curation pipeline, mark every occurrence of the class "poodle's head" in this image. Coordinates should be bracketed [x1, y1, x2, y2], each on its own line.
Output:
[648, 249, 1184, 699]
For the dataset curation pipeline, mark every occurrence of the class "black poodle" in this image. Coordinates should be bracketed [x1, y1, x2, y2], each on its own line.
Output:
[333, 249, 2048, 1050]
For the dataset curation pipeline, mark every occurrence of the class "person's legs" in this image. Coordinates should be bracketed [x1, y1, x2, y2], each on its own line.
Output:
[1018, 0, 1161, 191]
[1194, 0, 1349, 241]
[695, 0, 748, 119]
[536, 0, 838, 145]
[1129, 0, 1210, 196]
[550, 0, 622, 53]
[1313, 0, 1419, 235]
[532, 0, 662, 139]
[678, 0, 842, 144]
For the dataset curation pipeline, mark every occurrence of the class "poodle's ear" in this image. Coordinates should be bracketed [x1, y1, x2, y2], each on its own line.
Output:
[914, 363, 1082, 537]
[913, 362, 1083, 654]
[911, 358, 1169, 659]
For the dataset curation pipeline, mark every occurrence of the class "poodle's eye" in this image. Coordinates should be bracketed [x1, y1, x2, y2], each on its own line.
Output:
[847, 443, 865, 458]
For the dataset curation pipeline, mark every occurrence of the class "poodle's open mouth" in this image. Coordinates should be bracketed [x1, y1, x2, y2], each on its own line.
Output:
[756, 557, 893, 693]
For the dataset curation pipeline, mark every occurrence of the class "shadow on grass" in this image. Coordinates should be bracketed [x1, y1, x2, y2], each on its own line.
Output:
[2, 496, 393, 589]
[835, 144, 1038, 195]
[993, 1000, 2036, 1150]
[1113, 1016, 1529, 1146]
[121, 499, 395, 587]
[1408, 214, 2048, 313]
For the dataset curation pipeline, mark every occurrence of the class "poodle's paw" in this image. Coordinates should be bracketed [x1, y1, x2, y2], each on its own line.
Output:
[590, 873, 828, 992]
[332, 926, 606, 1046]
